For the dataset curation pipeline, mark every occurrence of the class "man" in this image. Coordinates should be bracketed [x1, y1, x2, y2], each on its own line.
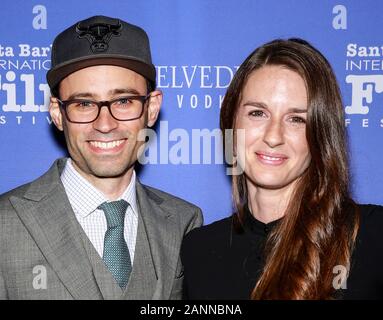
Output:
[0, 15, 202, 299]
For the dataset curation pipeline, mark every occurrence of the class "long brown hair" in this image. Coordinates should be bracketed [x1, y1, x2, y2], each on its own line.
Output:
[220, 38, 360, 299]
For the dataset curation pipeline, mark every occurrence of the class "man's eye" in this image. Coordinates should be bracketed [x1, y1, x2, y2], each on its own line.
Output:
[77, 101, 93, 107]
[117, 97, 132, 105]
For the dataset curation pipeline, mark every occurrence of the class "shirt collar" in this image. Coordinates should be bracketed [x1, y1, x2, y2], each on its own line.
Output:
[244, 203, 283, 236]
[61, 158, 138, 218]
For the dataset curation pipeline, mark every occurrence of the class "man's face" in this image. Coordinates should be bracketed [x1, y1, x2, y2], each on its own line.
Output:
[50, 65, 161, 181]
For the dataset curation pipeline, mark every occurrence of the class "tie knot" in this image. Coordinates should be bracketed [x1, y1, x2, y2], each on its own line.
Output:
[98, 199, 129, 228]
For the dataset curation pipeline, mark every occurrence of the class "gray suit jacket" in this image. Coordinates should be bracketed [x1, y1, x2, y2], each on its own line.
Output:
[0, 158, 203, 299]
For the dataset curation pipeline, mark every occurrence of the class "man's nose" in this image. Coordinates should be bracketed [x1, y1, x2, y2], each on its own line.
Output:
[92, 105, 119, 133]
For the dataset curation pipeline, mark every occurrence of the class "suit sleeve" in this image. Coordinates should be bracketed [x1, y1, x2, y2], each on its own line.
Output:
[185, 207, 203, 234]
[0, 212, 8, 300]
[0, 271, 7, 300]
[169, 206, 203, 300]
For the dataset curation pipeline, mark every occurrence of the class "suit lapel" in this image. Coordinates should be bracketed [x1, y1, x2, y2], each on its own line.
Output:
[9, 159, 102, 300]
[123, 208, 157, 299]
[123, 181, 180, 299]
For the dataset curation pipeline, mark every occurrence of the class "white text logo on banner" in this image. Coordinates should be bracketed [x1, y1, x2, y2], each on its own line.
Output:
[345, 43, 383, 128]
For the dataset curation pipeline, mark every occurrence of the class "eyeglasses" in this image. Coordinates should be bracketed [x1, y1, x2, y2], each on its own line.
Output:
[57, 95, 150, 123]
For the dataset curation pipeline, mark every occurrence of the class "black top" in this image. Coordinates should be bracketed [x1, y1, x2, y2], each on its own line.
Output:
[181, 204, 383, 299]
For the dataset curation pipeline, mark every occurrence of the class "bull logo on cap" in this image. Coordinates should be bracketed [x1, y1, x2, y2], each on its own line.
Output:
[75, 20, 122, 53]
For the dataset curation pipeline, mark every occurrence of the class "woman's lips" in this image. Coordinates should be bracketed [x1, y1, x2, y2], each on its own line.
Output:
[255, 152, 288, 166]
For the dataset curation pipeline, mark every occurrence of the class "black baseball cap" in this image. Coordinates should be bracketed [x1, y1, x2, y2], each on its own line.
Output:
[47, 15, 156, 92]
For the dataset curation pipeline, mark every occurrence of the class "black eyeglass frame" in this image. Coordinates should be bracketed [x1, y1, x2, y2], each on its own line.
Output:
[57, 94, 150, 124]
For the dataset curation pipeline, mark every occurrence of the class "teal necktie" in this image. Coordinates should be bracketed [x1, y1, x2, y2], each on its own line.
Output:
[98, 200, 132, 288]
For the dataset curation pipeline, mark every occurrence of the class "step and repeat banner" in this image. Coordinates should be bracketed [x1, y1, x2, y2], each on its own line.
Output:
[1, 0, 382, 224]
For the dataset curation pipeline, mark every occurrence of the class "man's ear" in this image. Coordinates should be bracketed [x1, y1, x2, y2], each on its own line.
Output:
[49, 97, 64, 131]
[146, 90, 162, 128]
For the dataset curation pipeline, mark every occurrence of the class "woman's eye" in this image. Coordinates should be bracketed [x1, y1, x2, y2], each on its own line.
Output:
[289, 116, 306, 124]
[249, 110, 265, 117]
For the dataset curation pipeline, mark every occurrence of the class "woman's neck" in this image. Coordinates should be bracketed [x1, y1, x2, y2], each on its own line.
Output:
[246, 180, 297, 224]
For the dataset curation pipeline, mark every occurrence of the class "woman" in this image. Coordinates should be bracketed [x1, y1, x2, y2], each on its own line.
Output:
[181, 38, 383, 299]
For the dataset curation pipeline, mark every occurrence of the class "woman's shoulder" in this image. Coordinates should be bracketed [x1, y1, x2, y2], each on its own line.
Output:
[181, 215, 236, 262]
[355, 203, 383, 248]
[344, 203, 383, 299]
[181, 214, 246, 277]
[183, 215, 234, 245]
[357, 203, 383, 214]
[356, 203, 383, 228]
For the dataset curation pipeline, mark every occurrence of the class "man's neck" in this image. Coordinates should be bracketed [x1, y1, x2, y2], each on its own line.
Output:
[70, 160, 134, 201]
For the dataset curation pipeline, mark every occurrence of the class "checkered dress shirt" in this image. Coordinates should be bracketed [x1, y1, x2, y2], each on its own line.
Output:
[60, 158, 138, 264]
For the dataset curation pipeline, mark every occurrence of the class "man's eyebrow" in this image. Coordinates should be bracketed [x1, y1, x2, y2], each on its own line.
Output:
[64, 88, 143, 101]
[65, 92, 94, 100]
[108, 88, 142, 96]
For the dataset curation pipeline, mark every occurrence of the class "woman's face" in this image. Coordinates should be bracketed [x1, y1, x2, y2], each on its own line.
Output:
[235, 65, 311, 191]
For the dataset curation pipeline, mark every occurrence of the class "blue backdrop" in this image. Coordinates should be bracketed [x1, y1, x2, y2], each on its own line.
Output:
[1, 0, 383, 224]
